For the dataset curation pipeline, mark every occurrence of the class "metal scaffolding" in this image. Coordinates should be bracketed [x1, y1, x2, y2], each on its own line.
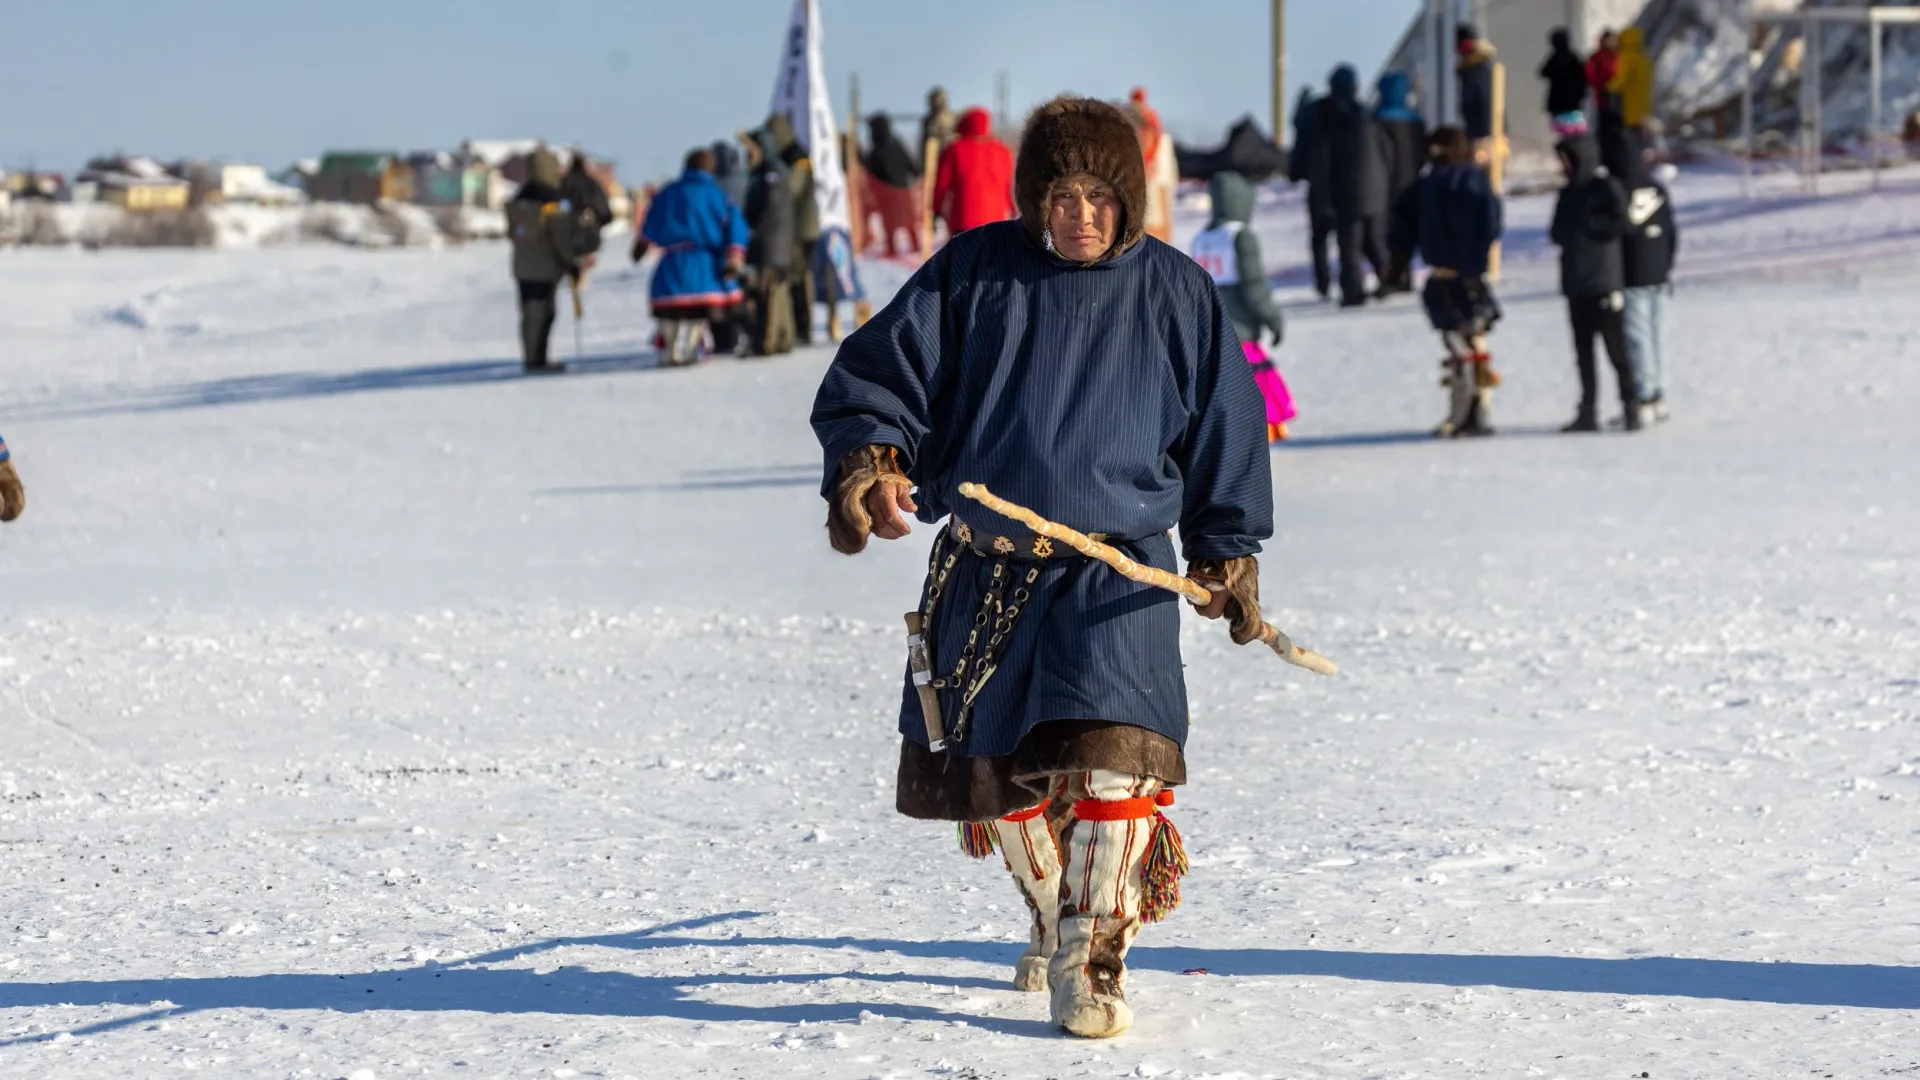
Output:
[1743, 4, 1920, 198]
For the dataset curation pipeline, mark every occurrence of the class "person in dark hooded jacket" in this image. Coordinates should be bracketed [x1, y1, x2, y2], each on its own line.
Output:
[1288, 84, 1336, 298]
[1540, 28, 1589, 130]
[1457, 25, 1497, 143]
[1550, 134, 1638, 432]
[1191, 171, 1295, 441]
[1373, 70, 1427, 294]
[1388, 127, 1504, 437]
[864, 113, 924, 257]
[743, 128, 797, 356]
[560, 151, 613, 258]
[711, 139, 749, 210]
[1603, 127, 1679, 423]
[1308, 64, 1391, 307]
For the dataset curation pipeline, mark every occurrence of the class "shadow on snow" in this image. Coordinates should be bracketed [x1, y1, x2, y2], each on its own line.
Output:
[3, 910, 1912, 1046]
[12, 352, 670, 423]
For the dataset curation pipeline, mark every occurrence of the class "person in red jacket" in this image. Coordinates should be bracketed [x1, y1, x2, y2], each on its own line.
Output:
[1586, 29, 1622, 122]
[932, 107, 1015, 237]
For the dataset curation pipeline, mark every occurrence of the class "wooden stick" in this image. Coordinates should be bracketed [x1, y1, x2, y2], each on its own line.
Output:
[957, 483, 1339, 677]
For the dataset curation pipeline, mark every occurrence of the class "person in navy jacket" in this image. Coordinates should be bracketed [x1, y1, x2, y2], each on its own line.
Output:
[1388, 126, 1506, 437]
[812, 96, 1272, 1039]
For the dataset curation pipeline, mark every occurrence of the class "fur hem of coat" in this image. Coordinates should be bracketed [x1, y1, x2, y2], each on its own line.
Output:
[1014, 96, 1149, 259]
[895, 719, 1187, 822]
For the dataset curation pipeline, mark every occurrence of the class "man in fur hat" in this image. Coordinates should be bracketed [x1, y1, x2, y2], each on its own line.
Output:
[811, 96, 1273, 1038]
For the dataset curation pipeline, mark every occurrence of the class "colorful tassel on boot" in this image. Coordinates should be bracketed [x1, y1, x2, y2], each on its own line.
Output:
[1139, 807, 1189, 923]
[958, 821, 998, 859]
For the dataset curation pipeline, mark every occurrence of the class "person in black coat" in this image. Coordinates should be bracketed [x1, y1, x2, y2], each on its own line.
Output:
[1289, 84, 1336, 298]
[1604, 127, 1680, 422]
[1550, 135, 1638, 432]
[1373, 70, 1427, 295]
[1308, 65, 1390, 307]
[1540, 28, 1589, 125]
[743, 129, 798, 355]
[1456, 24, 1497, 144]
[560, 151, 613, 258]
[1388, 127, 1504, 437]
[711, 139, 749, 209]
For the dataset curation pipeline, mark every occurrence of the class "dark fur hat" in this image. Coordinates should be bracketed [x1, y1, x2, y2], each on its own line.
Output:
[1014, 96, 1147, 258]
[1428, 125, 1475, 165]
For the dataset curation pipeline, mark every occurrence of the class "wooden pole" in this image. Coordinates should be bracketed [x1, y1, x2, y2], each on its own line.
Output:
[921, 137, 939, 255]
[1486, 60, 1506, 283]
[847, 72, 865, 254]
[957, 483, 1340, 677]
[1272, 0, 1287, 140]
[1741, 1, 1754, 199]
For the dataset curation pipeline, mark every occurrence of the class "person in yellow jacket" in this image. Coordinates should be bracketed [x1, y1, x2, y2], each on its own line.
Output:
[1610, 27, 1654, 132]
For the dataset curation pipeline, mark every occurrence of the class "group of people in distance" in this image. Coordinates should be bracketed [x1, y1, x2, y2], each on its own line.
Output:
[633, 114, 834, 365]
[1289, 22, 1678, 438]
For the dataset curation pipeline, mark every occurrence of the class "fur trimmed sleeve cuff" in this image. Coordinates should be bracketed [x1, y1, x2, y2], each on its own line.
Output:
[1187, 555, 1264, 646]
[827, 444, 912, 555]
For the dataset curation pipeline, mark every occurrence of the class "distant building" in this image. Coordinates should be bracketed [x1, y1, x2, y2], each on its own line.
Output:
[407, 151, 511, 210]
[173, 161, 301, 206]
[77, 156, 191, 212]
[307, 152, 412, 204]
[2, 171, 64, 200]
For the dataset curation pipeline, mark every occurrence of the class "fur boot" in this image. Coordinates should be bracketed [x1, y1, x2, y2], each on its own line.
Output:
[0, 454, 21, 523]
[992, 798, 1068, 991]
[1048, 770, 1167, 1038]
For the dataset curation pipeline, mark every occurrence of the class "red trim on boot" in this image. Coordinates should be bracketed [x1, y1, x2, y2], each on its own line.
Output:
[1072, 790, 1173, 821]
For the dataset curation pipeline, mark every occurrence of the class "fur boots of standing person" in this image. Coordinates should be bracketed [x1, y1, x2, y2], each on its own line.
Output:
[1386, 126, 1505, 437]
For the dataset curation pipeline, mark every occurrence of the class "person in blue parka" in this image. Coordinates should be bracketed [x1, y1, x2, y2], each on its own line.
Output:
[633, 147, 749, 364]
[811, 96, 1273, 1040]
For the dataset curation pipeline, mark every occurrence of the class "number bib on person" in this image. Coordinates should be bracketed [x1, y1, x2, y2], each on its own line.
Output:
[1189, 223, 1243, 286]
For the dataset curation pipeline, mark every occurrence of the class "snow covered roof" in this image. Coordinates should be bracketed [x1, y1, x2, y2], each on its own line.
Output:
[462, 139, 543, 168]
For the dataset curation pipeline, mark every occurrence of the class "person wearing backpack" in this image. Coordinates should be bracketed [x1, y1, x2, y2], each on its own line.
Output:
[506, 149, 586, 374]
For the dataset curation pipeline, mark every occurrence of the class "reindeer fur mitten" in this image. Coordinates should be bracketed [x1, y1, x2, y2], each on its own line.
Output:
[826, 444, 912, 555]
[1187, 556, 1263, 645]
[0, 447, 21, 524]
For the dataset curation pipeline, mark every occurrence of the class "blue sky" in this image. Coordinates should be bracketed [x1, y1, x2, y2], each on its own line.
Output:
[4, 0, 1421, 179]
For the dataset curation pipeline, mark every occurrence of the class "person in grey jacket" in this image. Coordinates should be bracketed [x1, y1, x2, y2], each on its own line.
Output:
[1191, 171, 1295, 441]
[506, 149, 586, 373]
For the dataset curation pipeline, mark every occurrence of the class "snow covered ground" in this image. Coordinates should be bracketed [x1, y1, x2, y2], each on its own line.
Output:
[1, 168, 1916, 1078]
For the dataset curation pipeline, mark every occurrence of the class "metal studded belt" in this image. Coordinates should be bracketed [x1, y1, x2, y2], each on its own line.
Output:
[947, 517, 1104, 561]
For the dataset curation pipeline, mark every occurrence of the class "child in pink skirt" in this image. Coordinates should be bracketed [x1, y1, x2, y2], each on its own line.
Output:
[1191, 171, 1295, 442]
